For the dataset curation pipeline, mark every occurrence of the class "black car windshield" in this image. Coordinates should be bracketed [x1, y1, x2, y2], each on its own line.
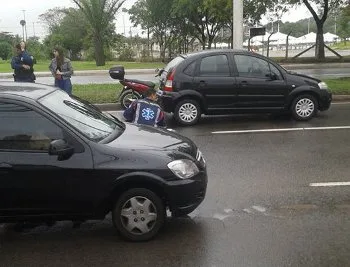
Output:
[39, 90, 124, 142]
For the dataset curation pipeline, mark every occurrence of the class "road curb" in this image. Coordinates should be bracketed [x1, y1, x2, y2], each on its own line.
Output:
[94, 95, 350, 111]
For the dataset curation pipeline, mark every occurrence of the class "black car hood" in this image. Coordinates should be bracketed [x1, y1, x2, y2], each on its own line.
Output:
[105, 123, 197, 157]
[287, 71, 321, 84]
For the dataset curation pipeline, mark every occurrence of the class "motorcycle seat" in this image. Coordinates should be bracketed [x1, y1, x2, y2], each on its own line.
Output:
[124, 79, 155, 88]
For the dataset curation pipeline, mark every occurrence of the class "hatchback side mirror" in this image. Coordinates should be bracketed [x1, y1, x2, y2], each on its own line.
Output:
[49, 139, 74, 161]
[266, 73, 278, 80]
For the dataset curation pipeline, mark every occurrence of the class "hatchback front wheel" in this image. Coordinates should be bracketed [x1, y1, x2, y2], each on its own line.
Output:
[291, 94, 318, 121]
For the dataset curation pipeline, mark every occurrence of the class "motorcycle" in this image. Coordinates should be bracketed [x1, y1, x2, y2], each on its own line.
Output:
[109, 65, 164, 110]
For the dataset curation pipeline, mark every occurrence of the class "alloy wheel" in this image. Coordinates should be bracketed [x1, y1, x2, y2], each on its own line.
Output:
[295, 98, 315, 118]
[178, 103, 198, 123]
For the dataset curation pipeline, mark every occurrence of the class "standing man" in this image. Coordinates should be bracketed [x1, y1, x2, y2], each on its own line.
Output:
[11, 43, 35, 82]
[123, 88, 166, 127]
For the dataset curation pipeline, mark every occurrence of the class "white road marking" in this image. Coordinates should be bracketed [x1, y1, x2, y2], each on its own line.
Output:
[309, 182, 350, 187]
[243, 208, 253, 214]
[212, 126, 350, 134]
[332, 102, 350, 105]
[213, 213, 231, 221]
[252, 205, 267, 213]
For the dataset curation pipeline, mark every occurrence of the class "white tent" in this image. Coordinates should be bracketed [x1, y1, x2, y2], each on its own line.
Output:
[294, 32, 316, 44]
[324, 32, 340, 42]
[243, 40, 263, 46]
[250, 31, 297, 43]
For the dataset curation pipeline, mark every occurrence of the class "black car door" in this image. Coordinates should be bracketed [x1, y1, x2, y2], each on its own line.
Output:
[233, 54, 289, 110]
[0, 101, 93, 217]
[192, 53, 237, 111]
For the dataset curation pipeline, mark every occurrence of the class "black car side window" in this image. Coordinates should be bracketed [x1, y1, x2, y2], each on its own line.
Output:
[0, 102, 64, 152]
[269, 63, 283, 80]
[199, 55, 230, 76]
[235, 55, 271, 79]
[183, 61, 196, 76]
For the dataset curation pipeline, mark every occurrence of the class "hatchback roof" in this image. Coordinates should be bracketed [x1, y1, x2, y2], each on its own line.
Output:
[0, 82, 56, 100]
[182, 49, 251, 58]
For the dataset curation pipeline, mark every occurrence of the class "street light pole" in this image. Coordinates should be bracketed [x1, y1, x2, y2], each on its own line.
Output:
[22, 10, 27, 42]
[232, 0, 243, 49]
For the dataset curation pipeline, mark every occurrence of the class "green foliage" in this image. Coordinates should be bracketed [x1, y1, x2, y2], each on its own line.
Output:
[0, 42, 12, 60]
[72, 0, 126, 66]
[118, 47, 135, 61]
[337, 5, 350, 41]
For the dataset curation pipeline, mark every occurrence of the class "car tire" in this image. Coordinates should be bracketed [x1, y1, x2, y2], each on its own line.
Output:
[291, 94, 318, 121]
[174, 99, 201, 126]
[119, 89, 142, 110]
[112, 188, 165, 242]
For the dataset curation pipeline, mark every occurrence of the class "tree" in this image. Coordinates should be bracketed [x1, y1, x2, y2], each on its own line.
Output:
[288, 0, 346, 59]
[0, 42, 12, 60]
[128, 0, 176, 61]
[337, 5, 350, 43]
[72, 0, 125, 66]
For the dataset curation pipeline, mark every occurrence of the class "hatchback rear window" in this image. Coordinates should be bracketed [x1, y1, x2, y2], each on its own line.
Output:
[164, 56, 185, 72]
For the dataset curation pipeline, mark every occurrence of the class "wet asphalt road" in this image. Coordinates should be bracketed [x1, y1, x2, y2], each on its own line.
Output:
[1, 103, 350, 267]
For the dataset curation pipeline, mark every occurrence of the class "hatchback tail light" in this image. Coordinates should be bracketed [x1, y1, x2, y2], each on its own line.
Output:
[164, 69, 176, 92]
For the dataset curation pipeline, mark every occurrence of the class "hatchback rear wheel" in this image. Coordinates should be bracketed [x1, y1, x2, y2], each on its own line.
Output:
[291, 94, 318, 121]
[174, 99, 201, 126]
[112, 188, 165, 242]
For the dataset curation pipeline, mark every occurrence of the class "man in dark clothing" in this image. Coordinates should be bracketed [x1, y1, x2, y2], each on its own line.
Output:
[123, 88, 166, 127]
[11, 43, 35, 82]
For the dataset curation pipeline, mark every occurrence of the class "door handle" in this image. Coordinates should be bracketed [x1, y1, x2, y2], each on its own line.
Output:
[0, 163, 12, 169]
[240, 81, 248, 86]
[199, 81, 206, 87]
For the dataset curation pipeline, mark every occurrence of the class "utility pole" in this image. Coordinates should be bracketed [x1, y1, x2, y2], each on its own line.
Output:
[22, 10, 27, 42]
[33, 22, 36, 38]
[232, 0, 243, 49]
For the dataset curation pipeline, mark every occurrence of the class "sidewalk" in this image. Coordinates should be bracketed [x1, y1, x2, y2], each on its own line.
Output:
[1, 62, 350, 78]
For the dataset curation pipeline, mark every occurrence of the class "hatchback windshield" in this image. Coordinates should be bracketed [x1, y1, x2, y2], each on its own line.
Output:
[39, 90, 123, 142]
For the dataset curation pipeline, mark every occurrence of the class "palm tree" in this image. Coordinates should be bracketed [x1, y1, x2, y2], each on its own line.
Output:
[72, 0, 125, 66]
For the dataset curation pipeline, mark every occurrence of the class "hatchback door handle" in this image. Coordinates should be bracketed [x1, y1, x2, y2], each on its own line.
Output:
[0, 163, 12, 169]
[199, 81, 206, 87]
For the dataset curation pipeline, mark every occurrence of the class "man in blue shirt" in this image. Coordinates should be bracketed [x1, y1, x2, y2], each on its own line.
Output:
[11, 43, 35, 82]
[123, 88, 166, 127]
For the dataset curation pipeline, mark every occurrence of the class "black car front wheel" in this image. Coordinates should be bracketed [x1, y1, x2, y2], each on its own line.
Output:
[291, 94, 318, 121]
[112, 188, 165, 242]
[174, 99, 201, 126]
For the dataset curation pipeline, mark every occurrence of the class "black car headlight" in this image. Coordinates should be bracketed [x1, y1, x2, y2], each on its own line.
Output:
[167, 159, 199, 179]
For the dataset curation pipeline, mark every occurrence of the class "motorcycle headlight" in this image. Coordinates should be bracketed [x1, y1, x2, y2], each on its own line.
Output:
[318, 82, 328, 90]
[167, 159, 199, 179]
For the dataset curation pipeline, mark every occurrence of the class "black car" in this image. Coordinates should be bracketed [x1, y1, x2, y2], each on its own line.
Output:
[0, 82, 207, 241]
[159, 50, 332, 125]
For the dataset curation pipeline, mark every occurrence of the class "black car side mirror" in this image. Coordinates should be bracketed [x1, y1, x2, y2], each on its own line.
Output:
[266, 73, 278, 80]
[49, 139, 74, 161]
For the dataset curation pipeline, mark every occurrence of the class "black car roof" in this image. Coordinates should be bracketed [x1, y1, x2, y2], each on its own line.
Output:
[182, 49, 251, 58]
[0, 82, 56, 100]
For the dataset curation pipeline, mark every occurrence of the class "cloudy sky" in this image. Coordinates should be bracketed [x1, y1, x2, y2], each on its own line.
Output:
[0, 0, 312, 39]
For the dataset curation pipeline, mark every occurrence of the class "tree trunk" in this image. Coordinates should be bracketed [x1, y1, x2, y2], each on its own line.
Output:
[315, 24, 325, 60]
[94, 34, 105, 66]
